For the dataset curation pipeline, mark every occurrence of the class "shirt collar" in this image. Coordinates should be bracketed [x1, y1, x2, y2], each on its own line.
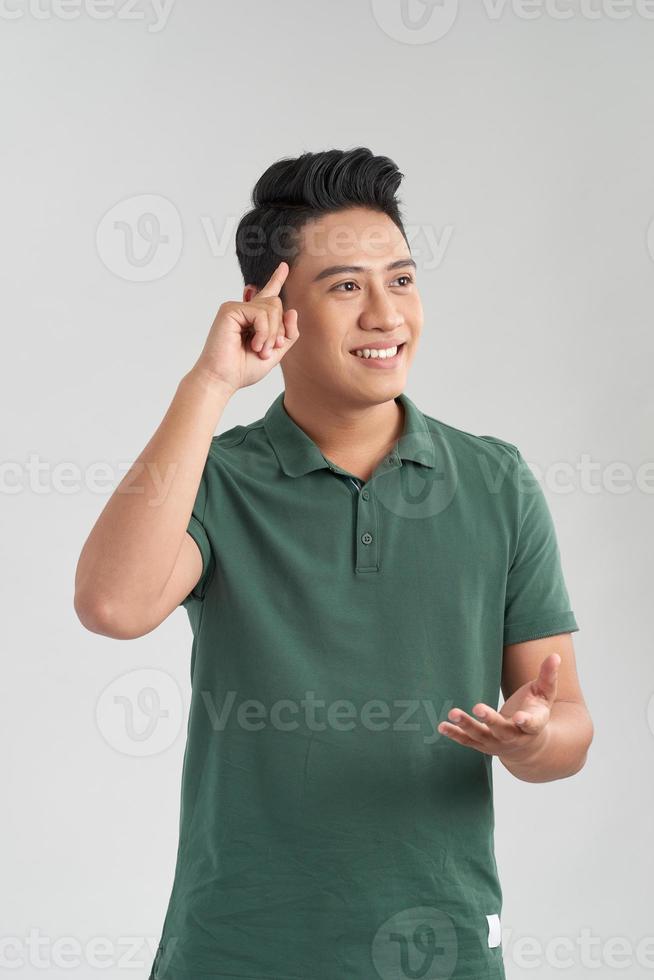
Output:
[263, 390, 436, 478]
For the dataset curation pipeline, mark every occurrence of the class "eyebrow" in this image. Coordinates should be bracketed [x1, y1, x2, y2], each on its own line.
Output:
[311, 257, 417, 283]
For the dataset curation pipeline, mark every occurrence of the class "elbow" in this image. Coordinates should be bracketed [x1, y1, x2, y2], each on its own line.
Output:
[74, 590, 114, 635]
[73, 591, 154, 640]
[569, 717, 595, 777]
[580, 719, 595, 769]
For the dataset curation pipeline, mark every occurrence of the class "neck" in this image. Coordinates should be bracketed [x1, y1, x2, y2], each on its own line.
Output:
[281, 386, 405, 482]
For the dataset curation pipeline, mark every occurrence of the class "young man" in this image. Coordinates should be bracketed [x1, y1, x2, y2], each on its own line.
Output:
[75, 148, 593, 980]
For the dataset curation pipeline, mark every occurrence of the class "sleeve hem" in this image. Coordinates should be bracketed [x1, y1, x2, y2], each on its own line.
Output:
[181, 515, 213, 605]
[503, 611, 579, 646]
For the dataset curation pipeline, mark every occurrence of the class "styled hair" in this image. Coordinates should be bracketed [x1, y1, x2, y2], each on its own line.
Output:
[235, 147, 409, 301]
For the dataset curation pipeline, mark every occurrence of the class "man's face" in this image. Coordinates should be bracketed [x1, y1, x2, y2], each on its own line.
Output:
[248, 206, 423, 406]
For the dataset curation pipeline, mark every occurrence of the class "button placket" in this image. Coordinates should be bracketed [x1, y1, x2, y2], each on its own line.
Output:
[352, 451, 402, 573]
[329, 458, 396, 574]
[355, 483, 378, 572]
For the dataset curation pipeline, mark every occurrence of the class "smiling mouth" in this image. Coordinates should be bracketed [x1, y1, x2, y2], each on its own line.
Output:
[350, 342, 406, 360]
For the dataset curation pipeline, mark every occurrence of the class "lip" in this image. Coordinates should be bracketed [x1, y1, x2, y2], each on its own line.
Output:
[349, 340, 407, 352]
[350, 342, 406, 368]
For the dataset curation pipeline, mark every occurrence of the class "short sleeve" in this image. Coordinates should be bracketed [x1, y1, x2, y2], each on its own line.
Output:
[503, 448, 579, 646]
[179, 458, 215, 607]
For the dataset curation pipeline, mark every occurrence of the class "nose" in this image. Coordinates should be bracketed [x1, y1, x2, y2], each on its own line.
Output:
[358, 282, 405, 333]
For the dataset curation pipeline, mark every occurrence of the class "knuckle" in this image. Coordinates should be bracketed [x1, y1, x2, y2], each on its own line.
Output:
[263, 295, 283, 311]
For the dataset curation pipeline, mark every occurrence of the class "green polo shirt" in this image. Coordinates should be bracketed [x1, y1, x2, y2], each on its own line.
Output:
[150, 389, 579, 980]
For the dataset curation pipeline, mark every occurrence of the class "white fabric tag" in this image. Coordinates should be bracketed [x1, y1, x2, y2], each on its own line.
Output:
[486, 913, 502, 948]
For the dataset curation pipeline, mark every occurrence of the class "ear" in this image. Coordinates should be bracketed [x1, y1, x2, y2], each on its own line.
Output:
[243, 283, 258, 302]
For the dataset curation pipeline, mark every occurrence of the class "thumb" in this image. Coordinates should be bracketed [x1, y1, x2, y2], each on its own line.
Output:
[513, 711, 540, 733]
[535, 653, 560, 702]
[282, 308, 300, 341]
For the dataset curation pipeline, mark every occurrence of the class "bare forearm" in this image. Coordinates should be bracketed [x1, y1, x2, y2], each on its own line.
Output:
[74, 366, 232, 617]
[499, 701, 594, 783]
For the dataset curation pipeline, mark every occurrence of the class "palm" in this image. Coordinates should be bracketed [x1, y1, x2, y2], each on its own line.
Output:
[500, 680, 552, 729]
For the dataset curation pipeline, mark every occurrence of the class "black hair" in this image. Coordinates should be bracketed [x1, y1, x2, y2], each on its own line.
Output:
[235, 147, 409, 302]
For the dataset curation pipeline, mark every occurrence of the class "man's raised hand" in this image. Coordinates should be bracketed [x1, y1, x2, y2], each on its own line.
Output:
[193, 261, 299, 394]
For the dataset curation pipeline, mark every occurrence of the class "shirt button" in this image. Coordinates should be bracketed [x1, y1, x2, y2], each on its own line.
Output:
[361, 532, 373, 545]
[361, 490, 369, 500]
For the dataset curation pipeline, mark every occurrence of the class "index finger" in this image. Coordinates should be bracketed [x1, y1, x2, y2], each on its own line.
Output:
[257, 261, 289, 299]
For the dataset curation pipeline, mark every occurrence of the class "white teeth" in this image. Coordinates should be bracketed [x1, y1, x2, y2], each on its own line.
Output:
[354, 345, 398, 359]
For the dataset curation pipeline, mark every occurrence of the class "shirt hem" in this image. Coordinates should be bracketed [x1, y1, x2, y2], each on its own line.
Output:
[152, 962, 506, 980]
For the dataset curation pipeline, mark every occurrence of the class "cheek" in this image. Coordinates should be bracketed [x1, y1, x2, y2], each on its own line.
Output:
[407, 293, 423, 318]
[296, 306, 350, 355]
[294, 327, 345, 368]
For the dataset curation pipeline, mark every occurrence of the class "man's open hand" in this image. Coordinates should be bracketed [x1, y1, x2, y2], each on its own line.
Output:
[437, 653, 561, 763]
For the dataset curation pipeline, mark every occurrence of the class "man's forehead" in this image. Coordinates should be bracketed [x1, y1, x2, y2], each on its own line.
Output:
[294, 210, 408, 272]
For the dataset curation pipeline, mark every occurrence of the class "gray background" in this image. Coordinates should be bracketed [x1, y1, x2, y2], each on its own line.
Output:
[1, 1, 652, 978]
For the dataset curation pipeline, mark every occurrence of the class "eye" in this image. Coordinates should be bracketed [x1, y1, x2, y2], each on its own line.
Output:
[331, 275, 414, 292]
